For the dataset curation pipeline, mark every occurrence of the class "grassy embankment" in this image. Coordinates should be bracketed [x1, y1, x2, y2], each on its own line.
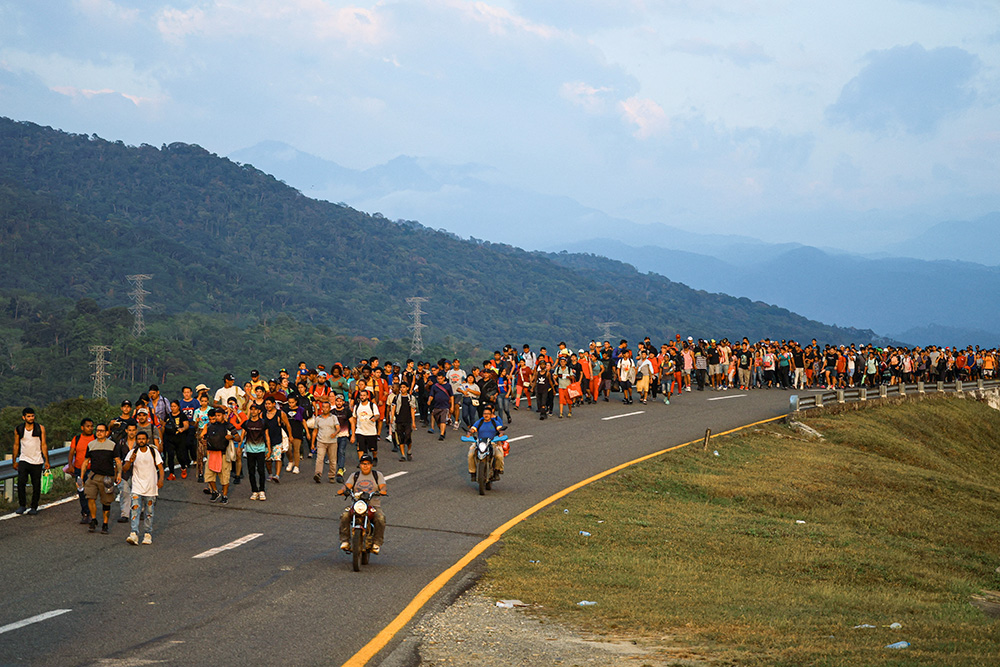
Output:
[483, 396, 1000, 666]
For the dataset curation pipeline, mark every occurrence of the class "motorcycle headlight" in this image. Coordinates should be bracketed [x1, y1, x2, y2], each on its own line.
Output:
[353, 499, 369, 514]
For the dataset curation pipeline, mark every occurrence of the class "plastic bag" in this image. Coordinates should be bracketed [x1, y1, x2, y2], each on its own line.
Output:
[40, 469, 54, 494]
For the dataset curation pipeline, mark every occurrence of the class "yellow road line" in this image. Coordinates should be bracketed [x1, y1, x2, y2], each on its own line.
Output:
[341, 412, 786, 666]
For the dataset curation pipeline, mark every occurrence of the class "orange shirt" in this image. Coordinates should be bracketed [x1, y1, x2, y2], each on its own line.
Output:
[71, 434, 95, 470]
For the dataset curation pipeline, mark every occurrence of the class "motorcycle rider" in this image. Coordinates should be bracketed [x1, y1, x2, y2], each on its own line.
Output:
[337, 454, 387, 554]
[466, 405, 506, 481]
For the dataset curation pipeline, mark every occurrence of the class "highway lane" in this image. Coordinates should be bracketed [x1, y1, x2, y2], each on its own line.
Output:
[0, 387, 794, 666]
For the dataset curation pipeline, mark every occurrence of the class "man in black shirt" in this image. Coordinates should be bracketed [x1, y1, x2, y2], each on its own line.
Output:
[201, 409, 238, 504]
[81, 424, 124, 534]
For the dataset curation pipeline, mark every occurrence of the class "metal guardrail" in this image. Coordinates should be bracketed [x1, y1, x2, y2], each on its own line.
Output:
[790, 379, 1000, 412]
[1, 445, 72, 501]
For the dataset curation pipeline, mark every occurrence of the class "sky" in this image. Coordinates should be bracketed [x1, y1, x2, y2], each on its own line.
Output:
[1, 0, 999, 245]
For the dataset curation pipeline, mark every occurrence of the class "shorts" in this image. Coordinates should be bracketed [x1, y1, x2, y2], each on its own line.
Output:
[432, 408, 449, 426]
[84, 473, 116, 505]
[356, 434, 378, 455]
[708, 364, 721, 376]
[204, 455, 231, 486]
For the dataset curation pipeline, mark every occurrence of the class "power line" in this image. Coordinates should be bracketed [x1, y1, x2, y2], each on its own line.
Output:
[407, 297, 429, 356]
[126, 274, 153, 337]
[596, 321, 620, 342]
[90, 345, 112, 399]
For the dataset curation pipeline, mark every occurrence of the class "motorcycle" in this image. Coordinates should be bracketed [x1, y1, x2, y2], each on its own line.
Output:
[461, 434, 508, 495]
[343, 489, 383, 571]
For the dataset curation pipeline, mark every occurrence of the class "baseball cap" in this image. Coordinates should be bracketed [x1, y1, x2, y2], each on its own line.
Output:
[359, 454, 373, 464]
[224, 373, 235, 381]
[136, 408, 149, 415]
[121, 400, 132, 407]
[250, 369, 260, 377]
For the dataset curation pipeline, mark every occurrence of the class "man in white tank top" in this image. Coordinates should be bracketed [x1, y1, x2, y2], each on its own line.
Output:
[13, 407, 49, 515]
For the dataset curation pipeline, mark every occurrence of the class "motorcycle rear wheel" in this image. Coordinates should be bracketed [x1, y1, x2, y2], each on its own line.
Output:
[352, 527, 363, 571]
[477, 459, 488, 495]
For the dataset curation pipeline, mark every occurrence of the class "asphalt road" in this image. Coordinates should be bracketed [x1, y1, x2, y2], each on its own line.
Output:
[0, 387, 794, 666]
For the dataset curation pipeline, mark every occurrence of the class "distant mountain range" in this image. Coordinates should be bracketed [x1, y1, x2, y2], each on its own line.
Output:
[230, 140, 1000, 346]
[0, 117, 879, 350]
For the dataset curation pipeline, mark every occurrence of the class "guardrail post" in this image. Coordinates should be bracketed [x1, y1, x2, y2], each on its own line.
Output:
[815, 394, 823, 408]
[837, 389, 845, 404]
[978, 379, 984, 390]
[917, 381, 924, 394]
[956, 380, 963, 393]
[899, 383, 906, 396]
[860, 387, 867, 401]
[879, 385, 887, 399]
[790, 395, 799, 413]
[2, 455, 11, 502]
[937, 381, 944, 393]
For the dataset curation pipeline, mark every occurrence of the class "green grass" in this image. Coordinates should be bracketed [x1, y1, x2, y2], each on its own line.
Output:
[483, 396, 1000, 665]
[0, 468, 77, 512]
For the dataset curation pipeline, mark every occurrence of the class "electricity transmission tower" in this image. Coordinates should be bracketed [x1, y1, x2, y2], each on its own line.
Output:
[126, 274, 153, 337]
[597, 321, 620, 342]
[90, 345, 112, 399]
[407, 297, 429, 356]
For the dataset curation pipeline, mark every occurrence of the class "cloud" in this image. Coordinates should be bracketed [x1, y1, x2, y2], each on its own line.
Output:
[668, 38, 773, 67]
[826, 43, 980, 135]
[619, 96, 669, 138]
[560, 81, 616, 114]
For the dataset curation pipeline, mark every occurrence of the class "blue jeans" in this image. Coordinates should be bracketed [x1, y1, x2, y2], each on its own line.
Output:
[496, 394, 511, 424]
[130, 494, 154, 534]
[336, 436, 351, 473]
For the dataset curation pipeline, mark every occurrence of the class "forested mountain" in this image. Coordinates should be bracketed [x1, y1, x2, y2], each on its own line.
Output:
[0, 116, 880, 405]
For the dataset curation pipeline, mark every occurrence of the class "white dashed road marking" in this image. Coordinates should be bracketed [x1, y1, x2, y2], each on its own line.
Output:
[192, 533, 263, 559]
[0, 609, 72, 635]
[383, 471, 408, 481]
[707, 394, 747, 401]
[506, 435, 534, 443]
[601, 411, 645, 421]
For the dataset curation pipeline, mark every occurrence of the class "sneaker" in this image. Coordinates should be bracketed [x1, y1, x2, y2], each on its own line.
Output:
[127, 532, 139, 545]
[197, 473, 204, 483]
[340, 541, 350, 551]
[398, 456, 406, 462]
[89, 519, 98, 533]
[665, 399, 670, 405]
[685, 387, 691, 392]
[80, 514, 91, 525]
[371, 544, 380, 555]
[209, 491, 220, 502]
[232, 475, 241, 485]
[117, 516, 129, 523]
[258, 492, 266, 501]
[292, 466, 299, 474]
[335, 474, 344, 483]
[250, 492, 259, 501]
[220, 495, 229, 505]
[314, 473, 321, 483]
[203, 487, 212, 495]
[438, 434, 445, 441]
[101, 523, 109, 534]
[142, 533, 152, 545]
[272, 476, 280, 484]
[407, 454, 412, 461]
[27, 508, 38, 516]
[167, 473, 176, 481]
[286, 463, 293, 472]
[14, 506, 25, 515]
[181, 469, 188, 479]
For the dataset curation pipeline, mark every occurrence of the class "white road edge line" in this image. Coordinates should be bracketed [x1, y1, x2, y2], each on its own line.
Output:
[192, 533, 263, 559]
[383, 471, 408, 481]
[601, 411, 645, 421]
[506, 435, 534, 443]
[0, 494, 77, 521]
[707, 394, 748, 401]
[0, 609, 72, 635]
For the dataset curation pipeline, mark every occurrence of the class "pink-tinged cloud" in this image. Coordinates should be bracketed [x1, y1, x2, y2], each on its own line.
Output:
[51, 85, 157, 106]
[620, 95, 668, 138]
[449, 0, 559, 40]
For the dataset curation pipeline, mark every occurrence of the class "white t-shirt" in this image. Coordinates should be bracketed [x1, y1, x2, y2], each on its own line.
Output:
[353, 402, 380, 437]
[214, 385, 244, 407]
[127, 446, 163, 497]
[446, 369, 467, 393]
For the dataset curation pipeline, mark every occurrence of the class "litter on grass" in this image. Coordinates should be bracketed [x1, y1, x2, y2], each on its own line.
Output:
[796, 520, 807, 524]
[889, 623, 902, 629]
[885, 641, 910, 649]
[579, 531, 591, 537]
[496, 600, 526, 608]
[713, 450, 720, 456]
[852, 624, 876, 629]
[577, 601, 597, 606]
[528, 560, 540, 563]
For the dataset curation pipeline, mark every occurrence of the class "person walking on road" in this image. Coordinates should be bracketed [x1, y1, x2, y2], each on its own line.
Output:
[80, 424, 122, 535]
[122, 431, 164, 545]
[12, 407, 49, 515]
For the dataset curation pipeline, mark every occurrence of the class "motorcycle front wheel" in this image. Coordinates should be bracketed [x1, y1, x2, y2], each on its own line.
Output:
[477, 459, 488, 495]
[352, 527, 364, 571]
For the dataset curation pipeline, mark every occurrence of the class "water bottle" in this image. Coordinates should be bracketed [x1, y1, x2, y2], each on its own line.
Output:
[885, 641, 910, 649]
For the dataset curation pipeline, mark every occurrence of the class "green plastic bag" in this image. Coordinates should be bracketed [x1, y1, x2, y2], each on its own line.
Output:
[40, 469, 53, 494]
